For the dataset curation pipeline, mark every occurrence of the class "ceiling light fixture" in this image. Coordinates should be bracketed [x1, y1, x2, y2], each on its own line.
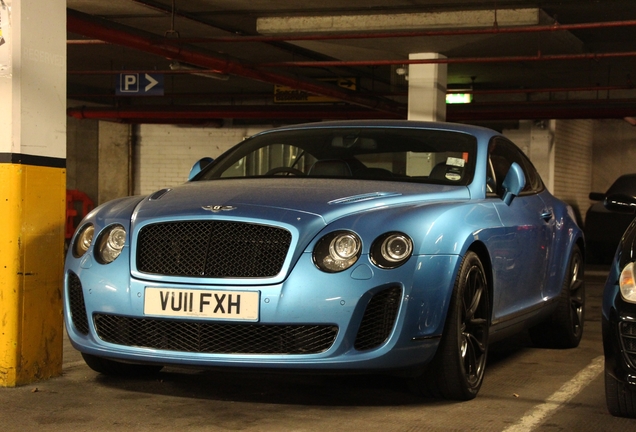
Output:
[168, 61, 229, 81]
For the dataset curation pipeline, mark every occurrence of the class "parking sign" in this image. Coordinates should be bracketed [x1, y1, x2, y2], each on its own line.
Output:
[116, 73, 164, 96]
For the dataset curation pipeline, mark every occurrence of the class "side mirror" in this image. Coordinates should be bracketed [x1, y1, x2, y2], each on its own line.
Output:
[589, 192, 605, 201]
[188, 157, 214, 181]
[604, 193, 636, 213]
[502, 162, 526, 206]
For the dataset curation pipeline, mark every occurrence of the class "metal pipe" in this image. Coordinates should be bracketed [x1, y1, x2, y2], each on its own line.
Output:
[447, 99, 636, 121]
[66, 84, 632, 99]
[455, 85, 634, 95]
[66, 9, 404, 117]
[261, 51, 636, 68]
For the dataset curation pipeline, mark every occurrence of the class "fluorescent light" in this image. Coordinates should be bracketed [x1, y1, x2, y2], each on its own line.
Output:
[169, 62, 229, 81]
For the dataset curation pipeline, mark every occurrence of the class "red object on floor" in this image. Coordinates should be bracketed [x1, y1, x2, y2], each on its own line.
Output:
[66, 189, 94, 240]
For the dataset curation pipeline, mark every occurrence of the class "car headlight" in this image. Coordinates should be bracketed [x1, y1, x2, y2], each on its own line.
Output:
[620, 262, 636, 303]
[313, 231, 361, 273]
[370, 232, 413, 269]
[73, 224, 95, 258]
[95, 224, 127, 264]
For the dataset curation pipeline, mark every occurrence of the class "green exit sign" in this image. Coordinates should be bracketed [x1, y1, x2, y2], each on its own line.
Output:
[446, 93, 472, 104]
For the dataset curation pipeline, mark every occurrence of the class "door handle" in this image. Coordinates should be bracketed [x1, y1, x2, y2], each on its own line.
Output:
[540, 211, 553, 221]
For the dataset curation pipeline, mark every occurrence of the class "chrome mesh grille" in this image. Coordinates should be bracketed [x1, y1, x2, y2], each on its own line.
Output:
[94, 314, 338, 354]
[136, 221, 292, 278]
[354, 286, 402, 351]
[68, 272, 89, 335]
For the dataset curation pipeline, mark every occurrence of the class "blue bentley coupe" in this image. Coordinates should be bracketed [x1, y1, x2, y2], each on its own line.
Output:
[64, 120, 585, 400]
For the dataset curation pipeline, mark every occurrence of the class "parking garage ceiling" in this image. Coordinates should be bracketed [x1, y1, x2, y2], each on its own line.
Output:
[66, 0, 636, 126]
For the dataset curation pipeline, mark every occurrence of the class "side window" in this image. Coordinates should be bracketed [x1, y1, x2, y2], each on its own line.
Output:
[487, 138, 544, 197]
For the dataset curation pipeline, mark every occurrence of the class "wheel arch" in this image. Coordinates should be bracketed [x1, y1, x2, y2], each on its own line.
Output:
[466, 240, 494, 325]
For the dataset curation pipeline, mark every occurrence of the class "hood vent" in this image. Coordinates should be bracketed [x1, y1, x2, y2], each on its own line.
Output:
[328, 192, 402, 205]
[148, 188, 171, 201]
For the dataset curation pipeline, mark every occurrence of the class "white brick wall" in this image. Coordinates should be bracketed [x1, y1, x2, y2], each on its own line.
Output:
[553, 119, 594, 224]
[134, 124, 271, 195]
[591, 119, 636, 193]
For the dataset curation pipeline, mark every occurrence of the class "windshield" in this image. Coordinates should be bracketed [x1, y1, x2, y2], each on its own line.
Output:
[196, 127, 477, 185]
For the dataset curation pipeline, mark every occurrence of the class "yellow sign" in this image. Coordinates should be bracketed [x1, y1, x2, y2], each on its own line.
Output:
[274, 77, 357, 104]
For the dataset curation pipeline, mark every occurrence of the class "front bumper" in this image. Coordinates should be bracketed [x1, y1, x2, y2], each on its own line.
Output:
[64, 253, 460, 372]
[602, 279, 636, 388]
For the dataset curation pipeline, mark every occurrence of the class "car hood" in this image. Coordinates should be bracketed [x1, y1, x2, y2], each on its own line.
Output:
[123, 179, 471, 284]
[133, 178, 470, 227]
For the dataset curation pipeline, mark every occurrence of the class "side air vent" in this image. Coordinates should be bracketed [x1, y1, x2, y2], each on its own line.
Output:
[67, 272, 90, 335]
[619, 320, 636, 368]
[354, 286, 402, 351]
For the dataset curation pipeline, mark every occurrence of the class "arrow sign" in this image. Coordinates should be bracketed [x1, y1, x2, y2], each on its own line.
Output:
[116, 73, 164, 96]
[145, 74, 159, 92]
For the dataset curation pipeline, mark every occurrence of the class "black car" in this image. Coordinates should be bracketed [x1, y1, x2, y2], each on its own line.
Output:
[602, 193, 636, 417]
[586, 174, 636, 264]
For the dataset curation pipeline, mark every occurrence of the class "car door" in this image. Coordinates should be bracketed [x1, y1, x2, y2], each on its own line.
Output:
[487, 137, 553, 322]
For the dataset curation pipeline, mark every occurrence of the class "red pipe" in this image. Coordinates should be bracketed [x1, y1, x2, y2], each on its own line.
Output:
[67, 99, 636, 123]
[67, 105, 402, 121]
[66, 9, 404, 117]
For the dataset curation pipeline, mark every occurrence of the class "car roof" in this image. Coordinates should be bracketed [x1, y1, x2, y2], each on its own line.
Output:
[262, 119, 499, 137]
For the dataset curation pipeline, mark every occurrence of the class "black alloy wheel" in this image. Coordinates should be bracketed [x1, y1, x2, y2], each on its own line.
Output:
[416, 251, 490, 400]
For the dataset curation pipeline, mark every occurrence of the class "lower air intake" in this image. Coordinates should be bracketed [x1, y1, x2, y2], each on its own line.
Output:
[94, 314, 338, 355]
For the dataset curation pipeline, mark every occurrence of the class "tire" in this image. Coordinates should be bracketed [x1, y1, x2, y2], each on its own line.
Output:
[529, 245, 584, 348]
[605, 368, 636, 418]
[413, 251, 490, 400]
[82, 353, 163, 377]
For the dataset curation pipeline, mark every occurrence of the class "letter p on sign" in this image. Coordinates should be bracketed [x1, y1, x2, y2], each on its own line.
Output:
[120, 73, 139, 93]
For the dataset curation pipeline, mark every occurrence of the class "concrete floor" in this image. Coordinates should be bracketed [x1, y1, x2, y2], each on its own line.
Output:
[2, 268, 635, 431]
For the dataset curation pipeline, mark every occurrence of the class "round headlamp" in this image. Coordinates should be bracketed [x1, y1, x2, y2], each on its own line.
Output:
[313, 231, 361, 273]
[371, 232, 413, 269]
[95, 224, 127, 264]
[620, 262, 636, 303]
[73, 224, 95, 258]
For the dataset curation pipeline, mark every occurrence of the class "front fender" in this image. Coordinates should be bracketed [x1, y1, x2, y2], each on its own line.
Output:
[320, 200, 501, 258]
[65, 195, 145, 279]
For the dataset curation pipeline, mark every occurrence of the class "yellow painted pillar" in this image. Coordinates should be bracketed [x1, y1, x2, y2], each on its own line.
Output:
[0, 0, 66, 387]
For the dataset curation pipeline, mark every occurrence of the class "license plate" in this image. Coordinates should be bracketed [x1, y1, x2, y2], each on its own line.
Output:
[144, 287, 259, 321]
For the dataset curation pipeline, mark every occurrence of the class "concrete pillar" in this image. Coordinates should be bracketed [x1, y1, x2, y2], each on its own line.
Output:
[0, 0, 66, 386]
[66, 117, 98, 204]
[98, 121, 131, 205]
[407, 53, 447, 122]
